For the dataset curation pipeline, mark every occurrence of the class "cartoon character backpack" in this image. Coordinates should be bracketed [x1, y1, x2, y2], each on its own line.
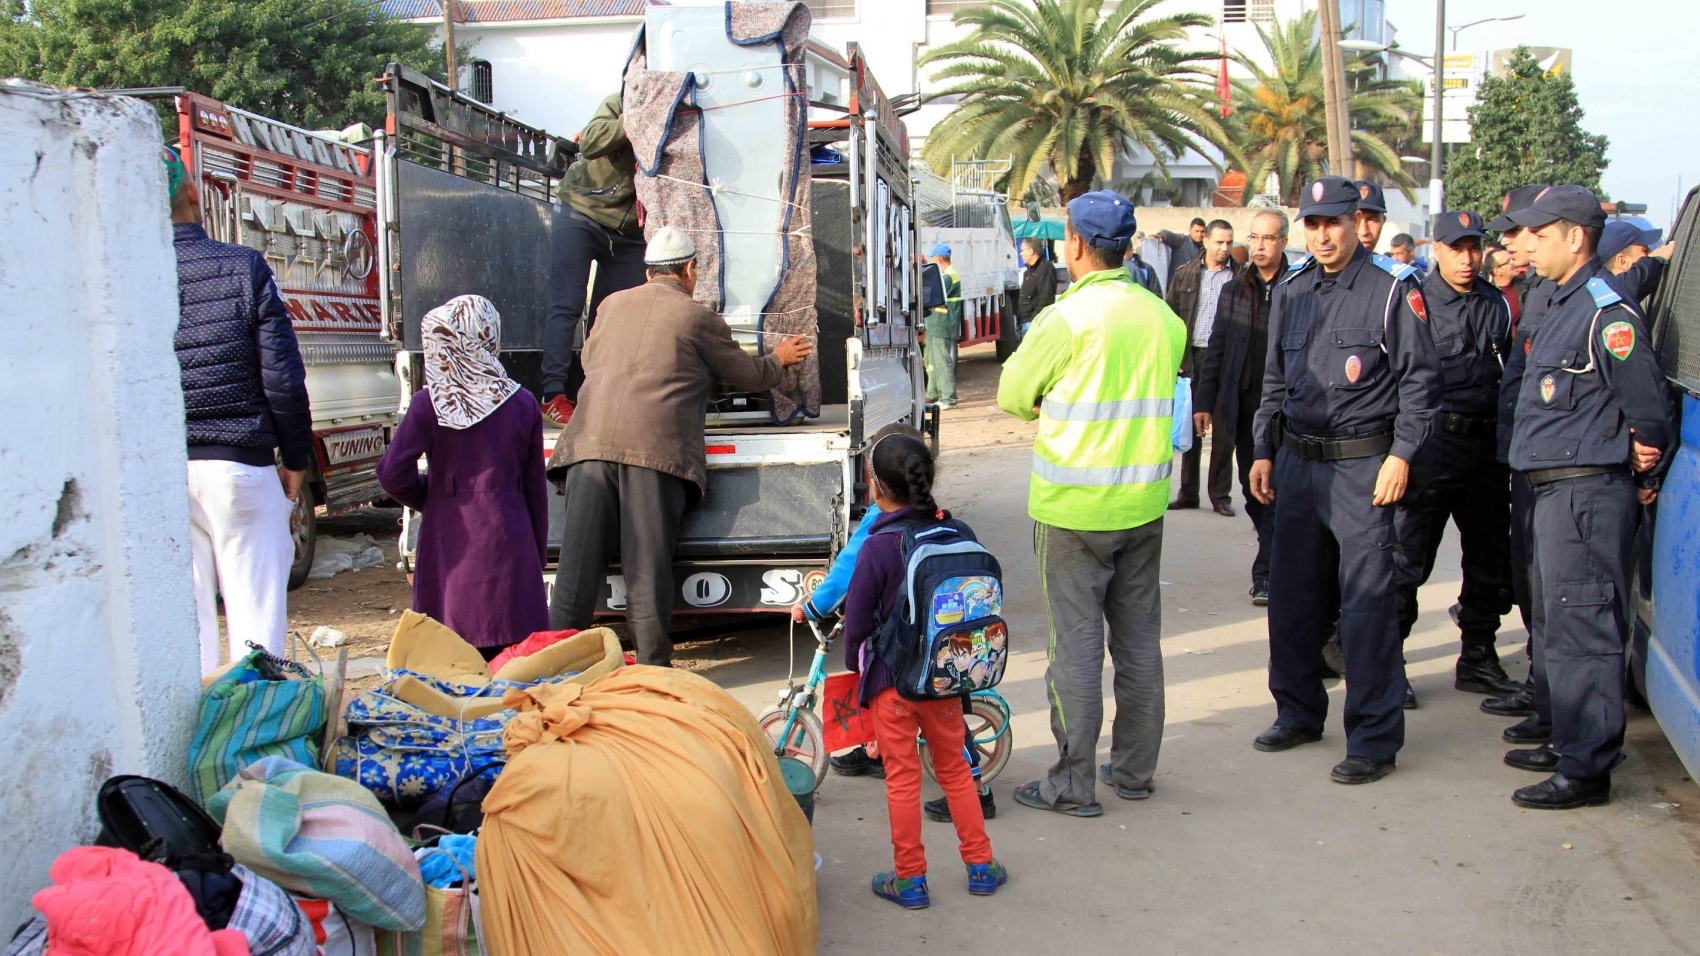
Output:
[871, 517, 1009, 700]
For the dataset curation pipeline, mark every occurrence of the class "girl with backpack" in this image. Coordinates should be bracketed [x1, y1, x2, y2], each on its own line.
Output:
[841, 431, 1008, 909]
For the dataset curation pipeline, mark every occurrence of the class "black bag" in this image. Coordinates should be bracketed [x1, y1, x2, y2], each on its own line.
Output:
[412, 762, 504, 834]
[94, 775, 241, 930]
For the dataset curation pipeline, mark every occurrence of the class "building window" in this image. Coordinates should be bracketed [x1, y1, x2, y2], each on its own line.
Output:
[1222, 0, 1274, 23]
[805, 0, 856, 18]
[926, 0, 982, 15]
[471, 61, 493, 105]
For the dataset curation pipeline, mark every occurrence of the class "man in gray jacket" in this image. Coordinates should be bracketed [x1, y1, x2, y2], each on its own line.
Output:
[547, 228, 813, 664]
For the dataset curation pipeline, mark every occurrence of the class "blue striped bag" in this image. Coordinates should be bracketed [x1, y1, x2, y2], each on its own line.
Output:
[188, 646, 326, 807]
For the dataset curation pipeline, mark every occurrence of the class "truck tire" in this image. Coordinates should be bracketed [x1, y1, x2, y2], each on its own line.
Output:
[286, 483, 318, 591]
[995, 290, 1021, 362]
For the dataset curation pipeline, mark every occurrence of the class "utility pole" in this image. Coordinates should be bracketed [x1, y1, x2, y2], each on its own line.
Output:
[1430, 0, 1445, 215]
[1317, 0, 1353, 180]
[442, 0, 457, 91]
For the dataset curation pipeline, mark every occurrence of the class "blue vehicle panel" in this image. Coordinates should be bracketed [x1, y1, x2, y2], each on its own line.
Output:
[1646, 393, 1700, 778]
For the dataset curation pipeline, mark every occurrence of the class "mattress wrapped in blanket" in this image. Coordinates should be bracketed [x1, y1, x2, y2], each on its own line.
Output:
[622, 1, 821, 424]
[475, 666, 817, 956]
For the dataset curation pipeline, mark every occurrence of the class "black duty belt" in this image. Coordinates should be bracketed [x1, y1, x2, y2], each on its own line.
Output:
[1524, 465, 1627, 486]
[1283, 430, 1394, 461]
[1440, 412, 1496, 439]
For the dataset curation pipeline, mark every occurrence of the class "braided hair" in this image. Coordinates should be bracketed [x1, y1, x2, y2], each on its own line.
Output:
[869, 430, 942, 518]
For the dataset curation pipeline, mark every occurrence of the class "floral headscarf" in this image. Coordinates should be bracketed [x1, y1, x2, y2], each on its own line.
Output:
[421, 295, 521, 430]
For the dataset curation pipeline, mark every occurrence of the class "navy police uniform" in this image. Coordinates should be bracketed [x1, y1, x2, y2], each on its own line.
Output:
[1506, 186, 1672, 795]
[1254, 177, 1442, 768]
[1393, 211, 1517, 692]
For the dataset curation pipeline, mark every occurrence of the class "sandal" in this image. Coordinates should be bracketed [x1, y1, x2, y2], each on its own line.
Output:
[1012, 780, 1103, 818]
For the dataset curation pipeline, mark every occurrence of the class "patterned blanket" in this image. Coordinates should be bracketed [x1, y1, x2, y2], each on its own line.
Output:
[623, 1, 821, 423]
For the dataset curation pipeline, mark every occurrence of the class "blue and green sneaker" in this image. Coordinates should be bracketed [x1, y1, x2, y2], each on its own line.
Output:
[967, 860, 1008, 896]
[871, 872, 930, 909]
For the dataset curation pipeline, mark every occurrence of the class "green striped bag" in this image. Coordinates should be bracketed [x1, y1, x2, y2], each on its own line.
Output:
[188, 646, 326, 806]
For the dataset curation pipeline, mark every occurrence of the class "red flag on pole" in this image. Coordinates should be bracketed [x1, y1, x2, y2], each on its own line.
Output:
[1218, 34, 1232, 118]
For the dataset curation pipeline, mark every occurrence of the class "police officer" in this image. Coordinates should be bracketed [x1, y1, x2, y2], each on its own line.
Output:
[1354, 180, 1388, 252]
[1249, 176, 1441, 784]
[1501, 186, 1671, 809]
[1393, 210, 1521, 696]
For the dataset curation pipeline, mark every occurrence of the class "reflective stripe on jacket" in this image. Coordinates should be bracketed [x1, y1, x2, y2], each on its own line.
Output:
[996, 267, 1188, 531]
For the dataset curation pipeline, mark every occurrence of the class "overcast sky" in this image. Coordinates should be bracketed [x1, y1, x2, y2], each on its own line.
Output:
[1383, 0, 1699, 229]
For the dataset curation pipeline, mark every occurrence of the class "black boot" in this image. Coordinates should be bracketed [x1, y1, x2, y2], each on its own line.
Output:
[1455, 638, 1522, 696]
[1480, 684, 1535, 717]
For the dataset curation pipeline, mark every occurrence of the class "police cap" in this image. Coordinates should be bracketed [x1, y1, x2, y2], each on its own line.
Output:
[1354, 180, 1387, 214]
[1432, 209, 1489, 247]
[1505, 185, 1607, 231]
[1597, 220, 1661, 262]
[1298, 176, 1359, 218]
[1486, 183, 1551, 230]
[1065, 190, 1138, 251]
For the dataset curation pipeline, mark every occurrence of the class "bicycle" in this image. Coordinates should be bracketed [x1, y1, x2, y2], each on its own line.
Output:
[756, 617, 1014, 791]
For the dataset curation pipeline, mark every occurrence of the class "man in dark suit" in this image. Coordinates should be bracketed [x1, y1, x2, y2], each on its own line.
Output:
[1195, 209, 1289, 603]
[1166, 219, 1241, 513]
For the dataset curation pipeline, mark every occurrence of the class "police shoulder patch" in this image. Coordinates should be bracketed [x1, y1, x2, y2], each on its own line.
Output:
[1601, 320, 1636, 361]
[1279, 255, 1315, 284]
[1586, 276, 1622, 309]
[1406, 288, 1428, 322]
[1371, 253, 1418, 281]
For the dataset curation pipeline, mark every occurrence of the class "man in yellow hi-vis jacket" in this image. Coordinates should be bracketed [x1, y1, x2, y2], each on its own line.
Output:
[997, 191, 1187, 817]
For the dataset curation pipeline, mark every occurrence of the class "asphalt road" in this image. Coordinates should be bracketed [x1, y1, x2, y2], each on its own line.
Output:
[699, 345, 1700, 956]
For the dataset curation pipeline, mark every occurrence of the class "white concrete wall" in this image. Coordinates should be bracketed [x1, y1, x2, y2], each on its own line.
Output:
[0, 81, 202, 930]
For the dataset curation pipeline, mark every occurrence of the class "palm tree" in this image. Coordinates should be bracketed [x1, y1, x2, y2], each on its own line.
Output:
[919, 0, 1240, 203]
[1230, 10, 1420, 206]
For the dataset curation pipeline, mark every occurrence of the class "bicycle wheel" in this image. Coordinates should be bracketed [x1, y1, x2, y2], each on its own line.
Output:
[757, 706, 829, 790]
[920, 694, 1013, 786]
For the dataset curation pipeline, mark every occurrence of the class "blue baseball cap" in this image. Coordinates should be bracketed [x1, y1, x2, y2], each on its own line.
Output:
[1619, 216, 1663, 248]
[1354, 180, 1387, 214]
[1064, 190, 1137, 250]
[1298, 176, 1360, 218]
[1598, 220, 1662, 262]
[929, 243, 952, 258]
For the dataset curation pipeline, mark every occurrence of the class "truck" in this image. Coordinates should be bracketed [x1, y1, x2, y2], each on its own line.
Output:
[914, 159, 1023, 361]
[375, 25, 927, 617]
[175, 93, 401, 588]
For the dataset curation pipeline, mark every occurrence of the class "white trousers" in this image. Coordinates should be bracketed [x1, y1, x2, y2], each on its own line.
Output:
[187, 460, 294, 675]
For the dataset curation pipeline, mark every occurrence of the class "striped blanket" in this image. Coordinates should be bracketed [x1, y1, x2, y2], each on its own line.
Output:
[209, 756, 426, 932]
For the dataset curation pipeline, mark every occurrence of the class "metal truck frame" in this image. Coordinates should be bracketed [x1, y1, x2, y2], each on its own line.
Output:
[377, 42, 925, 617]
[176, 94, 400, 588]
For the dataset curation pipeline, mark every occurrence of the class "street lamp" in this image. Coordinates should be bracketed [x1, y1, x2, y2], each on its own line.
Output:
[1448, 14, 1524, 51]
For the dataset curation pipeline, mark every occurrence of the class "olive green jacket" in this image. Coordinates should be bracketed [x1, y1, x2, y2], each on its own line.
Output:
[557, 94, 640, 236]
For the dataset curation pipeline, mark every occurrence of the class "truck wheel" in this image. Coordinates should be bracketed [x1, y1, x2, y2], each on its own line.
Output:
[286, 485, 318, 591]
[995, 292, 1021, 362]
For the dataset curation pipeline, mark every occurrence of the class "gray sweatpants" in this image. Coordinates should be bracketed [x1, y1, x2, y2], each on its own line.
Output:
[1036, 518, 1165, 808]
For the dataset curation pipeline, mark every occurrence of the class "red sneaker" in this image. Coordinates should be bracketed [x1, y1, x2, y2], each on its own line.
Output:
[542, 395, 575, 426]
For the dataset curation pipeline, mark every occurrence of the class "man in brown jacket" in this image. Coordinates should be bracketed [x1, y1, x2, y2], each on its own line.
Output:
[547, 228, 814, 664]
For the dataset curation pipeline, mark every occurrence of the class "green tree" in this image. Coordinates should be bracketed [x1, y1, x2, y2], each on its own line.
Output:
[1444, 47, 1609, 216]
[919, 0, 1239, 203]
[0, 0, 440, 131]
[1229, 10, 1420, 206]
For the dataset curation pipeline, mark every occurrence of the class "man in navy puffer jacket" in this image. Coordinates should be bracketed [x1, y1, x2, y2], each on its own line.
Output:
[166, 148, 313, 674]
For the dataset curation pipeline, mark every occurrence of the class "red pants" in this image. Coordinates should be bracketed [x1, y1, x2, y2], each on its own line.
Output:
[868, 688, 993, 878]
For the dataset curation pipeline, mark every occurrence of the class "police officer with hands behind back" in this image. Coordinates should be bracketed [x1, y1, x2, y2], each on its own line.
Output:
[1500, 186, 1671, 810]
[1248, 176, 1441, 786]
[1393, 210, 1521, 697]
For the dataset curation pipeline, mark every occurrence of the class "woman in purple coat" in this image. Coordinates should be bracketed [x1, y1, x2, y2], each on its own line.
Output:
[378, 295, 550, 657]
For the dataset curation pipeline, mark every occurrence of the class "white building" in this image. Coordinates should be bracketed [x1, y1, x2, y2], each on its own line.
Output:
[386, 0, 1400, 202]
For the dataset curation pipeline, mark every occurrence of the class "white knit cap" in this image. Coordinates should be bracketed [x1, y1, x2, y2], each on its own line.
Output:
[644, 226, 696, 265]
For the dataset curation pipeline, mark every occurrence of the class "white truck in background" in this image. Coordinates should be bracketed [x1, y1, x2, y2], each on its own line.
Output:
[914, 160, 1023, 361]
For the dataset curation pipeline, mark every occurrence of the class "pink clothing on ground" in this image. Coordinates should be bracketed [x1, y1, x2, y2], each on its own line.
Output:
[34, 847, 249, 956]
